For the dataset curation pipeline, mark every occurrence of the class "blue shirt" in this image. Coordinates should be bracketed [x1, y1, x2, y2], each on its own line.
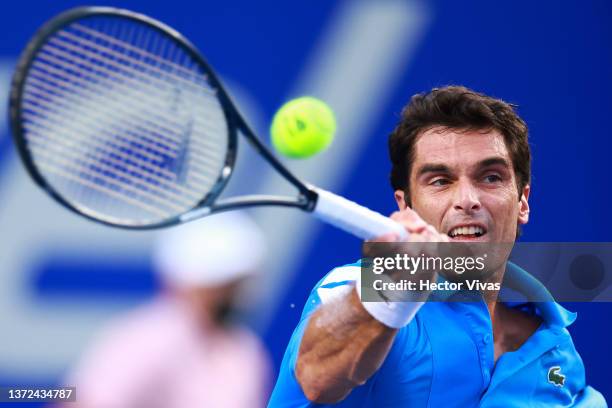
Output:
[269, 262, 607, 407]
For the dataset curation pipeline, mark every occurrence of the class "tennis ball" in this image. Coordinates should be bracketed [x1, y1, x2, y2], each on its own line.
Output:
[270, 97, 336, 158]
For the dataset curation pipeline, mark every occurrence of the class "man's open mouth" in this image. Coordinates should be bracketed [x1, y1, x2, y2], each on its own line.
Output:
[447, 224, 487, 239]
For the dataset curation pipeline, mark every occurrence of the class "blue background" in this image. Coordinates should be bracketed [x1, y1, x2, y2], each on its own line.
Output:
[0, 0, 610, 404]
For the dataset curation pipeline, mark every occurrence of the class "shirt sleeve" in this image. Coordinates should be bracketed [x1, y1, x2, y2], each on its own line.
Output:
[572, 386, 608, 407]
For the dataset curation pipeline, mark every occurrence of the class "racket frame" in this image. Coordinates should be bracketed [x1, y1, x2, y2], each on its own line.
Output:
[9, 6, 317, 230]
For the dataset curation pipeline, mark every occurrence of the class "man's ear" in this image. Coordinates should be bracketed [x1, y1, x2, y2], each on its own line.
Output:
[394, 190, 408, 211]
[518, 184, 530, 225]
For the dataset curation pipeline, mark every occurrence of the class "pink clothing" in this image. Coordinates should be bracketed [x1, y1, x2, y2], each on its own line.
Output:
[66, 296, 271, 408]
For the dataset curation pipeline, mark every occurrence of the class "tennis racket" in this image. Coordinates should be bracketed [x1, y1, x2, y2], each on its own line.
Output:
[9, 6, 407, 240]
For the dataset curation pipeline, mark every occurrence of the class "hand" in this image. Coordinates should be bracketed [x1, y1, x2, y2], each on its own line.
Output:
[362, 208, 448, 302]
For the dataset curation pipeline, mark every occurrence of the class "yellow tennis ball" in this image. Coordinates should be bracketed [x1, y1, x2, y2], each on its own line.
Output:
[270, 97, 336, 158]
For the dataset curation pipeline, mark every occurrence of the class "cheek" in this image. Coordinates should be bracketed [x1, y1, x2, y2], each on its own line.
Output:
[495, 184, 520, 209]
[482, 188, 521, 228]
[410, 188, 448, 226]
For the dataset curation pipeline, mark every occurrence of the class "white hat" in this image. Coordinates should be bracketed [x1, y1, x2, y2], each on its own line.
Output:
[153, 211, 267, 287]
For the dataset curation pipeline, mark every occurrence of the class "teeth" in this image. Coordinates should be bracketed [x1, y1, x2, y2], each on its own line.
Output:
[449, 226, 484, 237]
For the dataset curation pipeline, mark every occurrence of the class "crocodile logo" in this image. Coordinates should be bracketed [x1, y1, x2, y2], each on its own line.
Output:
[548, 366, 565, 387]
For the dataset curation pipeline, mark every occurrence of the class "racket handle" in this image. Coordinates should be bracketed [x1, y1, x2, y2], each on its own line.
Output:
[312, 188, 408, 240]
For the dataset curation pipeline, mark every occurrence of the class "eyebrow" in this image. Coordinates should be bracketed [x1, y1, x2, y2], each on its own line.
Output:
[477, 157, 511, 170]
[415, 157, 511, 178]
[415, 164, 451, 177]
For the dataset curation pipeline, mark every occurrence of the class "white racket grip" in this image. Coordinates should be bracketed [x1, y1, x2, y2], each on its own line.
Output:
[312, 188, 408, 240]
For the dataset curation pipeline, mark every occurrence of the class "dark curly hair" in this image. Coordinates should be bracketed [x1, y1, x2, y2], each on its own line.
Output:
[389, 86, 530, 204]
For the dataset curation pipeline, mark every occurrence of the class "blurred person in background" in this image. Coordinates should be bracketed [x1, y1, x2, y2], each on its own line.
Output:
[60, 212, 271, 408]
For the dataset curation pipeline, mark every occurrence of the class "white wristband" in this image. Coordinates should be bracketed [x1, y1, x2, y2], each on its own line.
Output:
[356, 273, 423, 329]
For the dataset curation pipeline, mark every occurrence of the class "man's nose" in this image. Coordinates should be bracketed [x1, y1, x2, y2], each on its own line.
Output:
[453, 179, 481, 214]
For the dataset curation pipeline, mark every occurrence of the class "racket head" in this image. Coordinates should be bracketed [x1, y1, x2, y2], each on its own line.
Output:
[10, 7, 240, 229]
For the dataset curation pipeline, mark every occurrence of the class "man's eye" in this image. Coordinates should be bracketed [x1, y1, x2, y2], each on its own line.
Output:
[483, 174, 502, 183]
[431, 178, 450, 186]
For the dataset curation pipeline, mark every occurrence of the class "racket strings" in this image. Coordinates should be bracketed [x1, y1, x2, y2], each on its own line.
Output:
[23, 114, 180, 180]
[36, 160, 171, 218]
[24, 74, 183, 158]
[57, 26, 215, 94]
[19, 15, 230, 225]
[70, 23, 207, 80]
[23, 71, 224, 170]
[23, 118, 210, 206]
[21, 78, 222, 185]
[41, 33, 217, 123]
[29, 45, 223, 154]
[28, 141, 188, 214]
[34, 21, 228, 158]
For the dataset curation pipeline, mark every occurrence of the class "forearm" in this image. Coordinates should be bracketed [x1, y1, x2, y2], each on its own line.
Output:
[296, 286, 397, 403]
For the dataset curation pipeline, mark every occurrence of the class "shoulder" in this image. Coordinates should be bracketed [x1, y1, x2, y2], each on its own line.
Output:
[313, 261, 361, 302]
[289, 261, 361, 321]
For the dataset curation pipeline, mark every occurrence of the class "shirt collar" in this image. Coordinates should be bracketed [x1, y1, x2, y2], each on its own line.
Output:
[429, 261, 577, 328]
[503, 262, 577, 328]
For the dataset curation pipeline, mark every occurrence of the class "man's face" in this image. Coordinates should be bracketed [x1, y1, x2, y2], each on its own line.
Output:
[395, 126, 530, 243]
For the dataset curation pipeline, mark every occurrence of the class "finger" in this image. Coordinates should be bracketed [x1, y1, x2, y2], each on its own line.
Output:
[366, 232, 400, 243]
[425, 224, 438, 235]
[422, 224, 444, 241]
[390, 209, 427, 233]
